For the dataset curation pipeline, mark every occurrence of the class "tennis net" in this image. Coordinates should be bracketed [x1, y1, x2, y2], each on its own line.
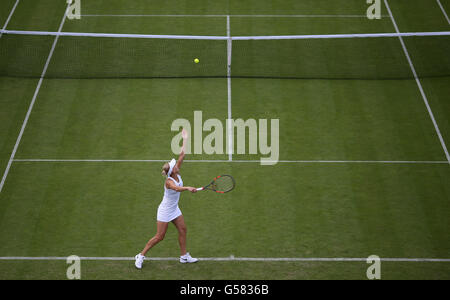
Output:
[1, 30, 449, 80]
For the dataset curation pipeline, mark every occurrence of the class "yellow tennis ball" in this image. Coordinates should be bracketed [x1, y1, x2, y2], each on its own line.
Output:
[194, 58, 200, 64]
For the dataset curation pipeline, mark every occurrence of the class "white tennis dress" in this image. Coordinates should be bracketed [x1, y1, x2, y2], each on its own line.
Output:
[157, 174, 183, 222]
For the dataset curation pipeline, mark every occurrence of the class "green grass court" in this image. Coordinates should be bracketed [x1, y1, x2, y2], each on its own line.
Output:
[0, 0, 449, 279]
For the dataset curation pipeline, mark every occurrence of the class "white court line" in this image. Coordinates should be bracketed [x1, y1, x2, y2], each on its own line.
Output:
[80, 14, 389, 18]
[3, 29, 449, 40]
[0, 256, 448, 262]
[437, 0, 450, 25]
[12, 159, 448, 164]
[385, 0, 450, 165]
[227, 15, 233, 162]
[0, 5, 69, 194]
[3, 30, 450, 40]
[0, 0, 20, 38]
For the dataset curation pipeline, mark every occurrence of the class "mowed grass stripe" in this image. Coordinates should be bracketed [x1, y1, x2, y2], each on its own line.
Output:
[0, 258, 449, 279]
[12, 79, 448, 161]
[0, 163, 448, 259]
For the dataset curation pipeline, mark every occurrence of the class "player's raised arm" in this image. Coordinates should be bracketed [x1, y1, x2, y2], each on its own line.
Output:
[176, 128, 188, 170]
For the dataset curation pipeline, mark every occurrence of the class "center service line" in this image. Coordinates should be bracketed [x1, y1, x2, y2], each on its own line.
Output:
[227, 15, 233, 162]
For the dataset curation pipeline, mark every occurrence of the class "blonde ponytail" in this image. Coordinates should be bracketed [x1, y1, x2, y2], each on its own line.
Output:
[161, 163, 170, 176]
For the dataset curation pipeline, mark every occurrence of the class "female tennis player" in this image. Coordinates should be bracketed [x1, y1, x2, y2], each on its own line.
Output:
[135, 129, 198, 269]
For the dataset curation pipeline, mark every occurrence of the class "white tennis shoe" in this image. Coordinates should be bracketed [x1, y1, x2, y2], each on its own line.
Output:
[180, 252, 198, 264]
[135, 253, 145, 269]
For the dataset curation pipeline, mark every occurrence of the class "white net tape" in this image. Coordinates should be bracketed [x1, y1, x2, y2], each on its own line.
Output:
[1, 29, 450, 40]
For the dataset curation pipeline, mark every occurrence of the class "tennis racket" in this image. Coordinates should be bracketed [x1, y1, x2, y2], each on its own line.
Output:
[196, 175, 235, 193]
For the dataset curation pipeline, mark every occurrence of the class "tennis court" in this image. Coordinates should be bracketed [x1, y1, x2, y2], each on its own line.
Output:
[0, 0, 449, 279]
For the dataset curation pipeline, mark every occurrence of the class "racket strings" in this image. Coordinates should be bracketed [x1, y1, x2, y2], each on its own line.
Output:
[214, 176, 235, 192]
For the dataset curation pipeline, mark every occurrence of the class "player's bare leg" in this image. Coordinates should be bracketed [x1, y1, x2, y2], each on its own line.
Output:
[172, 215, 187, 256]
[135, 221, 168, 269]
[172, 215, 198, 263]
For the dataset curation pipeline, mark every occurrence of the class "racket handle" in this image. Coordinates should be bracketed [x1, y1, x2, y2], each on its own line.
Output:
[196, 187, 204, 191]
